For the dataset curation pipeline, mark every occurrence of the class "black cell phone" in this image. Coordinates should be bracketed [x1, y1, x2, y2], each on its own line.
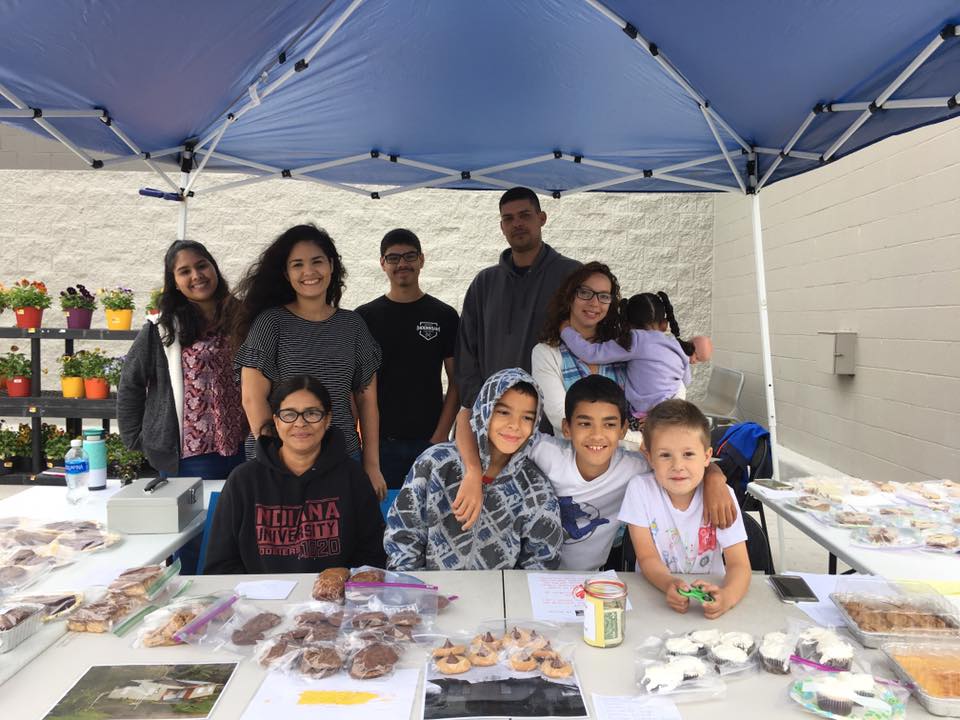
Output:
[769, 574, 819, 603]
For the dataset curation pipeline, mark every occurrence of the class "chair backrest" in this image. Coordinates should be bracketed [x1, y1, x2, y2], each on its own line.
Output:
[196, 490, 221, 575]
[700, 367, 745, 419]
[742, 511, 775, 575]
[380, 489, 400, 521]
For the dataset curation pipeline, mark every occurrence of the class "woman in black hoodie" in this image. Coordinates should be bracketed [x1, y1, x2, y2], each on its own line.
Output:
[204, 375, 386, 574]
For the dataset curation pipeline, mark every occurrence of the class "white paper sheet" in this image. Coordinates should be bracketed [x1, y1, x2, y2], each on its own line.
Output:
[526, 570, 632, 624]
[781, 572, 852, 626]
[591, 694, 681, 720]
[235, 579, 297, 600]
[240, 667, 419, 720]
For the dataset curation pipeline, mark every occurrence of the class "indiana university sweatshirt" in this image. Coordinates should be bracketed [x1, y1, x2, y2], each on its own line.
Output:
[204, 429, 386, 574]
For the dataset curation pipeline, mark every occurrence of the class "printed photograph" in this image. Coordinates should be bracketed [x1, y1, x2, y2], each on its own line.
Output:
[43, 663, 237, 720]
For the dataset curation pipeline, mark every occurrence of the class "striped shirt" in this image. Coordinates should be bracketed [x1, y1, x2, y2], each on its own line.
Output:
[235, 306, 382, 456]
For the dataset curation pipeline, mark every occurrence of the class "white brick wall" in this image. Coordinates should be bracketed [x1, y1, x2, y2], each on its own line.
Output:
[0, 123, 715, 427]
[713, 116, 960, 483]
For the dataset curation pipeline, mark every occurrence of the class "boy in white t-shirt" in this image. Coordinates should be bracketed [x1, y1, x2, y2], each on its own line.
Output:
[619, 399, 750, 619]
[455, 375, 738, 571]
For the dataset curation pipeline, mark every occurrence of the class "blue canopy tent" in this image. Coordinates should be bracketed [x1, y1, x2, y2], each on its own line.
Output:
[2, 0, 959, 492]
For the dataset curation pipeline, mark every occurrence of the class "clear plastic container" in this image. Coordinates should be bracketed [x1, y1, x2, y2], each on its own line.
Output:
[830, 577, 960, 647]
[882, 640, 960, 716]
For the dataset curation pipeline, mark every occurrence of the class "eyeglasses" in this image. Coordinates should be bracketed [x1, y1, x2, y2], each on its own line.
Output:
[575, 285, 613, 304]
[383, 251, 420, 265]
[276, 408, 327, 424]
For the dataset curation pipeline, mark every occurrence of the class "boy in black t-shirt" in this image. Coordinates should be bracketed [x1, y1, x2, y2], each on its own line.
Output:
[356, 229, 460, 490]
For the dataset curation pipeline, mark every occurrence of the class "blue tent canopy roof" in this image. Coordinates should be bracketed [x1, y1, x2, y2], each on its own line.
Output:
[1, 0, 958, 195]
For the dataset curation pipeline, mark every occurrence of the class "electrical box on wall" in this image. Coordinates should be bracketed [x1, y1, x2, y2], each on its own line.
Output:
[817, 332, 857, 375]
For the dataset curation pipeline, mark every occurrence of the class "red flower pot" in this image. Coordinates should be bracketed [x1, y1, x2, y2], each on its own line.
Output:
[14, 306, 44, 329]
[65, 307, 93, 329]
[7, 376, 32, 397]
[84, 377, 110, 400]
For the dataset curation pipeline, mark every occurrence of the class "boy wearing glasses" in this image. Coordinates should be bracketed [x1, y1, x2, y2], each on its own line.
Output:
[357, 229, 460, 490]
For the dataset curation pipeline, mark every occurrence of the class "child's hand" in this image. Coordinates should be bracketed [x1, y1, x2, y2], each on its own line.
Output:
[692, 580, 728, 619]
[665, 579, 691, 614]
[452, 466, 484, 530]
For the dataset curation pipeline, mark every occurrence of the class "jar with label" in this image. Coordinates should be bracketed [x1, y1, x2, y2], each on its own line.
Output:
[582, 578, 627, 648]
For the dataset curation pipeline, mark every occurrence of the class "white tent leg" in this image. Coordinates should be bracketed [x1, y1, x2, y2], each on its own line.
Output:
[750, 193, 786, 567]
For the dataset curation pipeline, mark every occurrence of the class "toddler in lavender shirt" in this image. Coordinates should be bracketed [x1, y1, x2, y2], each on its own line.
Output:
[560, 291, 692, 428]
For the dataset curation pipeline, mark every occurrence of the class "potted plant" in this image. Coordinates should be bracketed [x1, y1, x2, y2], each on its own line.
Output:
[78, 347, 111, 399]
[0, 422, 15, 475]
[105, 354, 125, 390]
[1, 347, 32, 397]
[60, 284, 97, 329]
[6, 278, 51, 329]
[42, 424, 71, 468]
[99, 286, 135, 330]
[107, 432, 147, 482]
[57, 353, 86, 398]
[146, 287, 162, 318]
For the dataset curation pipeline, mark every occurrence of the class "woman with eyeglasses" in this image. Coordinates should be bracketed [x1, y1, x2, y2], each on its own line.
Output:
[532, 261, 629, 434]
[203, 375, 386, 574]
[232, 224, 386, 500]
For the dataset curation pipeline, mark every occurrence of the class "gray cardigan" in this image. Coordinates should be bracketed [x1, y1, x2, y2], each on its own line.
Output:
[116, 319, 183, 474]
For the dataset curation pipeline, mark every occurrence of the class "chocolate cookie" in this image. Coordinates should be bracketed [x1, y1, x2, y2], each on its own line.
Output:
[352, 611, 390, 629]
[296, 610, 342, 628]
[0, 565, 28, 589]
[260, 639, 294, 667]
[349, 642, 400, 679]
[300, 645, 343, 678]
[231, 612, 281, 645]
[390, 610, 422, 627]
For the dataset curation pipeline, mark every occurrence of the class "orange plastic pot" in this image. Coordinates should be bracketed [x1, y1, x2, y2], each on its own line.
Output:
[14, 306, 43, 329]
[105, 308, 133, 331]
[61, 376, 85, 398]
[83, 377, 110, 399]
[7, 376, 32, 397]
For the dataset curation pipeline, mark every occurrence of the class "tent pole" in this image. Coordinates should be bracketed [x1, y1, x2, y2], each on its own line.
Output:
[177, 145, 193, 241]
[750, 192, 785, 566]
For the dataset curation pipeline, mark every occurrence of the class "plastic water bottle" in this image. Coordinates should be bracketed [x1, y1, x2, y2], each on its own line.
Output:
[65, 439, 90, 505]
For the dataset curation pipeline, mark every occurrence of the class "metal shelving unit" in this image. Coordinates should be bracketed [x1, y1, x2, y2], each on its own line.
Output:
[0, 327, 139, 483]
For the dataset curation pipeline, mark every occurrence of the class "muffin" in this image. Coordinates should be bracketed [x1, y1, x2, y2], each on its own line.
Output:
[720, 632, 755, 655]
[688, 629, 722, 647]
[710, 643, 749, 670]
[664, 636, 704, 657]
[669, 655, 707, 681]
[759, 632, 791, 674]
[816, 639, 854, 670]
[642, 663, 684, 694]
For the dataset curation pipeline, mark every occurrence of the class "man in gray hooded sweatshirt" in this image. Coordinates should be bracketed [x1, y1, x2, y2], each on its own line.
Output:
[454, 187, 581, 412]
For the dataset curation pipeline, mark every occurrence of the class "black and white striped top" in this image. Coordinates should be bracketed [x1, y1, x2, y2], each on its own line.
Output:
[235, 306, 382, 456]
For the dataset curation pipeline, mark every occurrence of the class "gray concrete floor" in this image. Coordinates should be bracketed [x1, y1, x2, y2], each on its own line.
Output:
[0, 484, 848, 574]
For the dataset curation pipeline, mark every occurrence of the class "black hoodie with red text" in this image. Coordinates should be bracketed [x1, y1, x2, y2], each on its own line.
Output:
[203, 428, 386, 574]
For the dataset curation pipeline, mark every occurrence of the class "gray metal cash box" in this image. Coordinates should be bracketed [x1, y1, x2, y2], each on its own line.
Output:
[106, 477, 203, 534]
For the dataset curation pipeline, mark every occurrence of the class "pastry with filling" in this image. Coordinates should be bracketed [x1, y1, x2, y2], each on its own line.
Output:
[541, 656, 573, 679]
[437, 653, 471, 674]
[108, 565, 164, 597]
[473, 631, 501, 650]
[468, 644, 498, 666]
[432, 638, 465, 657]
[509, 651, 537, 672]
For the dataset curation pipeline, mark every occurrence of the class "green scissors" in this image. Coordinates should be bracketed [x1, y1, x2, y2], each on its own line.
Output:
[677, 586, 714, 603]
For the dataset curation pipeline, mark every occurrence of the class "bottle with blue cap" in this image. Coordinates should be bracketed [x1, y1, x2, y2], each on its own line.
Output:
[82, 428, 108, 491]
[64, 439, 89, 505]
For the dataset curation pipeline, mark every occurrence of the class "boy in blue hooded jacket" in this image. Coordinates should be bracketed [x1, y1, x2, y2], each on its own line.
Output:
[384, 368, 562, 570]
